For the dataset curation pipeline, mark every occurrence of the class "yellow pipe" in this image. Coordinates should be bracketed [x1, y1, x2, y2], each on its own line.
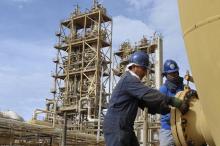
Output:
[171, 89, 215, 145]
[178, 0, 220, 145]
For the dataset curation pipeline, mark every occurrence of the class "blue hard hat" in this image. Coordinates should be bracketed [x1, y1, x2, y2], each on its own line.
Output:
[163, 59, 179, 74]
[129, 51, 149, 69]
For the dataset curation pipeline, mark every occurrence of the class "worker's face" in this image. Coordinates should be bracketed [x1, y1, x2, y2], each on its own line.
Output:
[134, 66, 148, 80]
[166, 71, 179, 81]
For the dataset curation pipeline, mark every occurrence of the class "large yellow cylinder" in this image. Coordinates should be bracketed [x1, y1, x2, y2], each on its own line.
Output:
[178, 0, 220, 145]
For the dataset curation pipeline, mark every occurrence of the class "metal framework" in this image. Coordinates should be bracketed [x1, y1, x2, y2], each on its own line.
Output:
[112, 35, 163, 146]
[52, 1, 112, 144]
[0, 116, 105, 145]
[0, 1, 111, 145]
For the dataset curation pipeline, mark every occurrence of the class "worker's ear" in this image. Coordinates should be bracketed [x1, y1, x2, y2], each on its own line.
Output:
[129, 65, 135, 70]
[130, 65, 137, 71]
[162, 73, 166, 77]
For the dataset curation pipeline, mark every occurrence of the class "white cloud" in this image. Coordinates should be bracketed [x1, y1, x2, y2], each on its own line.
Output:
[3, 0, 33, 9]
[112, 15, 154, 50]
[145, 0, 191, 74]
[0, 38, 53, 63]
[0, 71, 50, 120]
[121, 0, 191, 75]
[12, 0, 31, 2]
[125, 0, 153, 9]
[18, 4, 24, 9]
[146, 0, 180, 34]
[0, 39, 54, 120]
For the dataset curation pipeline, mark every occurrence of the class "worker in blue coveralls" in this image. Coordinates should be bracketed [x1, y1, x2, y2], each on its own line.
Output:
[159, 59, 183, 146]
[103, 51, 190, 146]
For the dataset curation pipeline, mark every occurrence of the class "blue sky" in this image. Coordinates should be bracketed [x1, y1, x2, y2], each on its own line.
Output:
[0, 0, 190, 120]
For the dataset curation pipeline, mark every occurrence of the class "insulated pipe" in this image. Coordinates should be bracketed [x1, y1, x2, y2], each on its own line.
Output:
[32, 109, 54, 120]
[178, 0, 220, 145]
[61, 112, 67, 146]
[143, 108, 148, 146]
[45, 99, 57, 127]
[45, 99, 55, 113]
[87, 99, 99, 122]
[46, 99, 55, 105]
[155, 36, 163, 90]
[79, 97, 99, 122]
[78, 97, 88, 112]
[97, 67, 103, 141]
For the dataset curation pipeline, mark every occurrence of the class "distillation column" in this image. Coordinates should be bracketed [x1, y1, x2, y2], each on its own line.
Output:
[53, 2, 112, 145]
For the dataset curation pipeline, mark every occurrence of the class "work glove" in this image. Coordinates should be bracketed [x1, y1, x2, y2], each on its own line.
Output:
[178, 100, 189, 115]
[138, 100, 170, 115]
[170, 97, 182, 108]
[184, 89, 198, 101]
[170, 97, 189, 115]
[159, 100, 171, 115]
[177, 90, 197, 115]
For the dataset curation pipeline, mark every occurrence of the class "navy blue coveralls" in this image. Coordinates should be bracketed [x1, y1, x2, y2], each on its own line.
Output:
[103, 71, 174, 146]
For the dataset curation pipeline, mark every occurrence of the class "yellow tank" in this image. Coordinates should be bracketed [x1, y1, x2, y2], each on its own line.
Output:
[177, 0, 220, 145]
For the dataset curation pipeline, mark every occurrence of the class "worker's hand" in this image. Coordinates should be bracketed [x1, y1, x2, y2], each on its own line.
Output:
[170, 97, 182, 108]
[178, 100, 189, 115]
[170, 97, 189, 115]
[177, 90, 197, 115]
[184, 89, 198, 101]
[159, 100, 171, 115]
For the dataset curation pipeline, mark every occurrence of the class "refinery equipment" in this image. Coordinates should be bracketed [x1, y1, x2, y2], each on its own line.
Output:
[52, 0, 112, 145]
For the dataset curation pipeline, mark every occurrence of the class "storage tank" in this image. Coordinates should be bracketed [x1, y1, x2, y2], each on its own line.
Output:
[175, 0, 220, 145]
[1, 110, 24, 122]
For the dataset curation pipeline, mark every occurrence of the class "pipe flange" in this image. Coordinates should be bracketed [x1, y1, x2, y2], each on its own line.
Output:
[170, 89, 207, 146]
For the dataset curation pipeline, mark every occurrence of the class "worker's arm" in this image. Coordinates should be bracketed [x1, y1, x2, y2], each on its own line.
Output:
[126, 78, 188, 115]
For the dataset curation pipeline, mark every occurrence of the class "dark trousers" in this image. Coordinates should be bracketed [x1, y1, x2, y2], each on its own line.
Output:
[104, 130, 139, 146]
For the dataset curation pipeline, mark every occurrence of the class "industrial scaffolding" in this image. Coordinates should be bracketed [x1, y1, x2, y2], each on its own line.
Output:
[52, 1, 112, 145]
[112, 35, 163, 145]
[0, 1, 111, 145]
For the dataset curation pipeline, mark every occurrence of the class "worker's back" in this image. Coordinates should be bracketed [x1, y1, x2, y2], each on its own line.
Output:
[104, 71, 140, 130]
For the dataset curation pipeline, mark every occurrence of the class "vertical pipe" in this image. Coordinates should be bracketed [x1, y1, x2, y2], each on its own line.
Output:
[155, 36, 163, 90]
[109, 20, 113, 103]
[62, 112, 67, 146]
[148, 113, 152, 143]
[93, 0, 97, 8]
[143, 108, 148, 146]
[50, 136, 53, 146]
[97, 67, 103, 142]
[95, 10, 101, 113]
[9, 128, 13, 146]
[53, 101, 56, 127]
[151, 35, 163, 145]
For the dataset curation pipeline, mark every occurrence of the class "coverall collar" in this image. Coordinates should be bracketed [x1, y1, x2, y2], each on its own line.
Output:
[128, 70, 140, 80]
[126, 63, 141, 80]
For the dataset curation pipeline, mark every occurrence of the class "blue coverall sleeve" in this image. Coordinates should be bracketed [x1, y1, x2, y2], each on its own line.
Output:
[159, 85, 168, 94]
